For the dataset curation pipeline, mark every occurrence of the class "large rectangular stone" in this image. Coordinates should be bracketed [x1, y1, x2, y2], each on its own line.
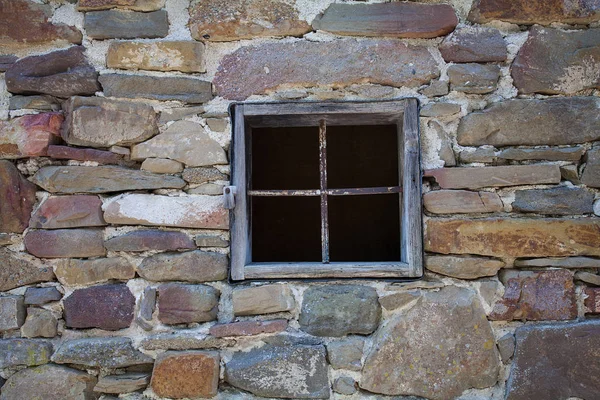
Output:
[513, 187, 594, 215]
[24, 229, 106, 258]
[55, 257, 135, 286]
[78, 0, 165, 11]
[233, 284, 295, 316]
[29, 195, 106, 229]
[424, 165, 560, 189]
[0, 296, 25, 332]
[107, 41, 205, 73]
[423, 190, 503, 214]
[84, 10, 168, 39]
[47, 145, 125, 165]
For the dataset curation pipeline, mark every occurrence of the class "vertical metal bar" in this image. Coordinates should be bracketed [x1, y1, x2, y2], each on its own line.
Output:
[319, 119, 330, 263]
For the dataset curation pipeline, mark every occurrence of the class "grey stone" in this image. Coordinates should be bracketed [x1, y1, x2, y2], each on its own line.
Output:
[497, 333, 515, 364]
[94, 373, 150, 394]
[515, 257, 600, 269]
[425, 255, 504, 279]
[575, 271, 600, 286]
[386, 278, 445, 291]
[138, 287, 156, 327]
[225, 343, 330, 399]
[77, 0, 165, 12]
[182, 167, 228, 184]
[0, 339, 53, 368]
[582, 147, 600, 187]
[448, 63, 500, 94]
[157, 283, 220, 325]
[478, 279, 502, 309]
[141, 158, 184, 174]
[21, 308, 58, 338]
[0, 248, 55, 291]
[560, 165, 581, 184]
[0, 233, 12, 246]
[195, 234, 229, 248]
[140, 335, 234, 350]
[428, 120, 456, 167]
[52, 337, 153, 368]
[420, 80, 448, 97]
[333, 376, 357, 395]
[24, 287, 62, 305]
[513, 187, 594, 215]
[105, 230, 195, 252]
[423, 190, 503, 214]
[233, 284, 295, 316]
[327, 337, 364, 371]
[138, 251, 228, 283]
[299, 285, 381, 337]
[55, 257, 135, 286]
[187, 183, 224, 195]
[378, 290, 421, 311]
[459, 148, 497, 163]
[499, 146, 584, 161]
[9, 95, 61, 111]
[84, 10, 168, 39]
[0, 55, 17, 72]
[439, 27, 507, 62]
[0, 295, 25, 332]
[159, 106, 205, 123]
[206, 118, 227, 132]
[420, 102, 461, 117]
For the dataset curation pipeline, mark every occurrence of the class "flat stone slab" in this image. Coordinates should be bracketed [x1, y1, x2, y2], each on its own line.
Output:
[440, 27, 506, 62]
[47, 145, 126, 165]
[423, 190, 503, 214]
[151, 351, 219, 399]
[0, 161, 37, 233]
[499, 146, 584, 161]
[448, 63, 500, 94]
[0, 338, 52, 368]
[209, 320, 287, 337]
[52, 337, 153, 368]
[424, 165, 560, 189]
[84, 9, 168, 39]
[94, 373, 150, 394]
[425, 255, 504, 279]
[515, 257, 600, 269]
[513, 186, 594, 215]
[25, 228, 105, 258]
[140, 335, 234, 351]
[24, 287, 61, 305]
[138, 250, 227, 282]
[469, 0, 600, 25]
[78, 0, 165, 11]
[233, 284, 295, 316]
[108, 41, 205, 73]
[9, 95, 61, 111]
[64, 284, 135, 330]
[157, 283, 220, 325]
[214, 39, 439, 100]
[29, 195, 106, 229]
[55, 257, 135, 286]
[0, 249, 54, 291]
[182, 167, 228, 184]
[0, 113, 62, 159]
[576, 271, 600, 286]
[105, 230, 195, 252]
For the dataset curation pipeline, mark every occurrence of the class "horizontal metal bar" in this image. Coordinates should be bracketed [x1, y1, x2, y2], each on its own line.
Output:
[248, 186, 402, 197]
[245, 261, 412, 279]
[248, 189, 321, 196]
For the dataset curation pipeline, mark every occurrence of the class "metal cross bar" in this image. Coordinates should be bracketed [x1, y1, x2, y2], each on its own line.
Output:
[248, 186, 402, 197]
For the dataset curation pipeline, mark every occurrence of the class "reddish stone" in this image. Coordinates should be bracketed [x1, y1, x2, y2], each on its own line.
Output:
[490, 270, 577, 321]
[423, 190, 503, 214]
[424, 165, 560, 189]
[0, 161, 37, 233]
[468, 0, 600, 25]
[439, 28, 506, 62]
[47, 145, 124, 165]
[151, 351, 219, 399]
[157, 284, 219, 325]
[0, 113, 63, 158]
[105, 230, 195, 252]
[209, 319, 288, 338]
[63, 284, 135, 330]
[29, 195, 105, 229]
[584, 287, 600, 314]
[24, 229, 106, 258]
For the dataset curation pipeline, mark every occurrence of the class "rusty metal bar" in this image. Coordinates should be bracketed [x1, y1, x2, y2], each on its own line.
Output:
[319, 119, 330, 264]
[248, 189, 321, 196]
[248, 186, 401, 197]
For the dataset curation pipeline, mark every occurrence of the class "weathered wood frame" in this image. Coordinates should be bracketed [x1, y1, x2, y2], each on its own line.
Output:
[229, 100, 422, 281]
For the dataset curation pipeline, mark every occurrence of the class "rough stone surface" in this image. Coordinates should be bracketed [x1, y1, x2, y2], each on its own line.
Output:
[378, 290, 421, 311]
[515, 257, 600, 269]
[84, 10, 168, 39]
[420, 102, 461, 117]
[94, 373, 150, 394]
[425, 255, 504, 279]
[326, 337, 364, 371]
[55, 257, 135, 286]
[20, 307, 57, 338]
[190, 0, 309, 41]
[47, 145, 126, 165]
[561, 165, 581, 184]
[64, 284, 135, 330]
[299, 285, 381, 337]
[424, 165, 560, 189]
[426, 218, 600, 257]
[420, 80, 449, 97]
[0, 338, 52, 368]
[490, 270, 576, 321]
[9, 95, 61, 111]
[361, 286, 499, 399]
[0, 364, 97, 400]
[457, 97, 600, 146]
[24, 287, 61, 305]
[497, 333, 515, 364]
[131, 121, 227, 167]
[469, 0, 600, 25]
[105, 230, 195, 252]
[138, 250, 228, 282]
[584, 287, 600, 314]
[233, 284, 295, 316]
[506, 321, 600, 400]
[103, 194, 229, 229]
[29, 195, 105, 229]
[32, 166, 185, 194]
[582, 147, 600, 187]
[576, 271, 600, 286]
[159, 106, 205, 123]
[333, 377, 357, 395]
[99, 74, 213, 103]
[448, 63, 500, 94]
[5, 46, 99, 97]
[225, 343, 329, 399]
[0, 296, 25, 332]
[78, 0, 165, 12]
[0, 161, 37, 233]
[140, 335, 234, 351]
[214, 39, 439, 100]
[107, 41, 205, 73]
[138, 287, 156, 325]
[209, 319, 287, 337]
[313, 3, 457, 39]
[157, 283, 220, 325]
[0, 113, 62, 159]
[151, 351, 219, 399]
[206, 118, 227, 132]
[439, 27, 506, 62]
[63, 96, 158, 148]
[52, 337, 153, 368]
[195, 234, 228, 248]
[24, 228, 105, 258]
[0, 54, 17, 71]
[141, 158, 183, 174]
[182, 167, 228, 184]
[499, 146, 584, 161]
[423, 190, 503, 214]
[188, 183, 225, 195]
[513, 187, 594, 215]
[512, 27, 600, 95]
[0, 249, 55, 291]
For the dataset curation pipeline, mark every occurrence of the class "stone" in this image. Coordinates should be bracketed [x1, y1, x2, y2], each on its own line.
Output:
[139, 286, 156, 323]
[425, 255, 504, 279]
[469, 0, 600, 25]
[448, 63, 500, 94]
[0, 233, 12, 245]
[84, 10, 168, 39]
[151, 351, 219, 399]
[313, 3, 457, 39]
[427, 120, 456, 167]
[63, 96, 158, 148]
[55, 257, 135, 286]
[575, 271, 600, 286]
[233, 284, 295, 316]
[386, 278, 446, 291]
[0, 249, 55, 291]
[299, 285, 380, 337]
[423, 190, 503, 214]
[47, 145, 126, 165]
[94, 373, 150, 394]
[195, 234, 228, 248]
[20, 307, 57, 338]
[182, 167, 228, 184]
[109, 145, 130, 156]
[24, 229, 105, 258]
[584, 287, 600, 314]
[141, 158, 183, 174]
[5, 47, 99, 97]
[103, 194, 229, 229]
[64, 284, 135, 330]
[490, 270, 576, 321]
[499, 146, 584, 161]
[378, 290, 421, 311]
[140, 335, 234, 350]
[9, 95, 61, 111]
[29, 195, 106, 229]
[459, 148, 497, 163]
[52, 337, 153, 368]
[0, 0, 82, 48]
[506, 321, 600, 400]
[326, 337, 364, 371]
[582, 147, 600, 187]
[420, 102, 461, 117]
[513, 187, 594, 215]
[515, 257, 600, 269]
[138, 250, 227, 282]
[0, 54, 17, 71]
[0, 364, 97, 400]
[32, 166, 185, 193]
[99, 74, 213, 104]
[420, 80, 448, 97]
[0, 113, 62, 159]
[0, 296, 25, 332]
[24, 287, 61, 305]
[439, 27, 506, 62]
[0, 161, 37, 233]
[107, 41, 205, 73]
[209, 319, 288, 337]
[157, 283, 220, 325]
[333, 377, 357, 395]
[159, 106, 205, 123]
[0, 338, 51, 368]
[426, 218, 600, 258]
[512, 27, 600, 95]
[105, 230, 195, 252]
[187, 183, 224, 195]
[561, 165, 581, 184]
[206, 118, 227, 132]
[424, 165, 560, 189]
[225, 343, 329, 399]
[78, 0, 165, 12]
[131, 121, 227, 167]
[497, 333, 515, 364]
[189, 0, 310, 41]
[214, 39, 439, 100]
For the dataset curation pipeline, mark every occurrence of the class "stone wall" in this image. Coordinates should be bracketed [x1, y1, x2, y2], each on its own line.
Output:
[0, 0, 599, 399]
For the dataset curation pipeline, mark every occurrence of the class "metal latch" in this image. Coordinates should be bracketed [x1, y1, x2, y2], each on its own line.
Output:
[223, 186, 237, 209]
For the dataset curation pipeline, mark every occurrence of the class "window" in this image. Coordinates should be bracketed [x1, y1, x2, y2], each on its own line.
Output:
[227, 100, 422, 281]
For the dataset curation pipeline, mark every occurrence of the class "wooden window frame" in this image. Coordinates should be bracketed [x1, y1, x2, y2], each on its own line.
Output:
[228, 99, 422, 281]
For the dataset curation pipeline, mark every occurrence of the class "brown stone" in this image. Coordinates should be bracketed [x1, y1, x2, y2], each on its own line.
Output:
[424, 165, 560, 189]
[195, 234, 228, 248]
[151, 351, 219, 399]
[582, 147, 600, 187]
[448, 63, 500, 94]
[512, 186, 595, 215]
[93, 373, 150, 394]
[424, 190, 503, 214]
[459, 148, 497, 163]
[157, 283, 220, 325]
[209, 319, 287, 337]
[78, 0, 165, 11]
[439, 27, 506, 62]
[64, 284, 135, 330]
[140, 335, 234, 351]
[105, 230, 195, 252]
[576, 271, 600, 288]
[0, 296, 25, 332]
[327, 337, 365, 371]
[426, 218, 600, 258]
[206, 118, 227, 132]
[141, 158, 184, 174]
[47, 145, 125, 165]
[159, 106, 205, 123]
[378, 290, 421, 311]
[313, 3, 457, 39]
[5, 46, 99, 97]
[29, 195, 105, 229]
[584, 287, 600, 314]
[85, 10, 168, 40]
[232, 284, 295, 316]
[138, 250, 227, 283]
[182, 167, 228, 184]
[9, 95, 61, 112]
[512, 27, 600, 95]
[55, 257, 135, 286]
[420, 80, 449, 97]
[0, 113, 63, 159]
[420, 102, 461, 118]
[21, 307, 58, 338]
[561, 165, 581, 185]
[214, 39, 439, 100]
[0, 161, 37, 233]
[425, 255, 504, 279]
[515, 257, 600, 269]
[24, 229, 105, 258]
[499, 146, 585, 161]
[107, 41, 205, 73]
[469, 0, 600, 25]
[0, 249, 55, 291]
